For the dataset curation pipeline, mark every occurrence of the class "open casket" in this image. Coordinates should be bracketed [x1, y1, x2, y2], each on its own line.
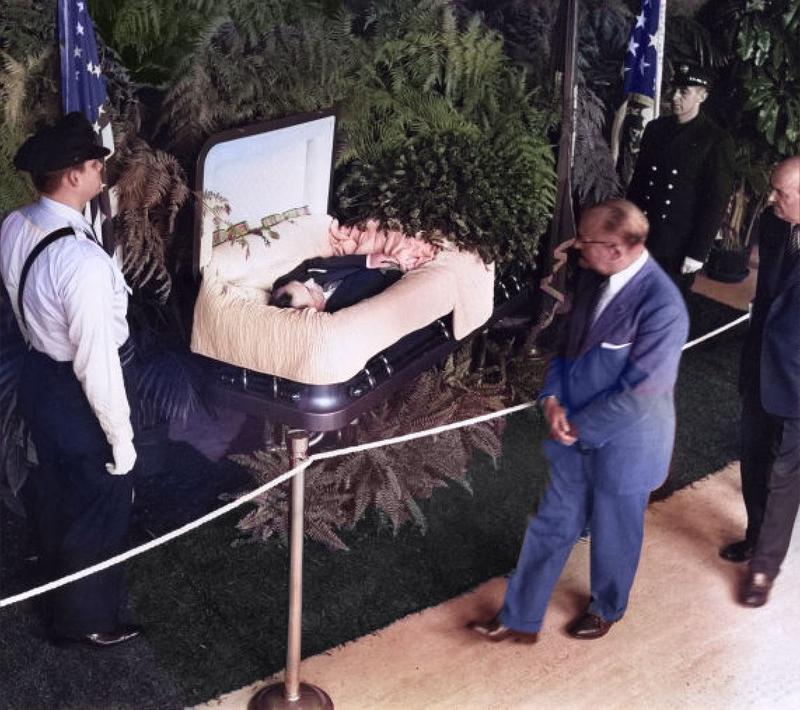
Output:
[190, 112, 533, 431]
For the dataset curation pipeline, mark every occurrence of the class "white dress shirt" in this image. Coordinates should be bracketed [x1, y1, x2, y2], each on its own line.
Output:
[0, 197, 133, 448]
[592, 248, 650, 323]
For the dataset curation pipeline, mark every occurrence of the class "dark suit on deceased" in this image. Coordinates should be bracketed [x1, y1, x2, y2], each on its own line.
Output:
[500, 256, 689, 631]
[272, 255, 402, 313]
[737, 209, 800, 579]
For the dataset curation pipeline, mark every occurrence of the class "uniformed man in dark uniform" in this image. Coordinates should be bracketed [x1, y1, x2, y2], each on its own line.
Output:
[0, 113, 140, 647]
[626, 64, 735, 292]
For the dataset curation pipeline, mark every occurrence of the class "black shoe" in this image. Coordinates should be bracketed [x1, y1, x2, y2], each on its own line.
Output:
[54, 624, 142, 648]
[740, 572, 772, 608]
[719, 540, 754, 563]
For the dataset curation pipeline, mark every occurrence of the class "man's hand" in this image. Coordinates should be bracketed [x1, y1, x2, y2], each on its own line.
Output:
[106, 439, 137, 476]
[542, 396, 578, 445]
[681, 256, 704, 274]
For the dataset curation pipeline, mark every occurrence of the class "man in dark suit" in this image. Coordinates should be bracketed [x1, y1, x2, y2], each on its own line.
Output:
[627, 64, 735, 293]
[270, 255, 402, 312]
[469, 199, 689, 642]
[720, 157, 800, 607]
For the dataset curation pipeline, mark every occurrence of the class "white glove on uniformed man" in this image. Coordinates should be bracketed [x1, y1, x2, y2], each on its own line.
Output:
[681, 256, 704, 274]
[106, 439, 137, 476]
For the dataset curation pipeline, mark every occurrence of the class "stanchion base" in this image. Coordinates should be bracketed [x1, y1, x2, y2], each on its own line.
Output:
[250, 682, 333, 709]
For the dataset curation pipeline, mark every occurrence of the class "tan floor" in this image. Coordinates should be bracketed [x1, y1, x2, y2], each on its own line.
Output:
[692, 266, 756, 312]
[198, 463, 800, 710]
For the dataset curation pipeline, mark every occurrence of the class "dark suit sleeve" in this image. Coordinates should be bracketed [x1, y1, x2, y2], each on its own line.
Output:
[569, 298, 689, 448]
[686, 130, 735, 263]
[625, 123, 656, 206]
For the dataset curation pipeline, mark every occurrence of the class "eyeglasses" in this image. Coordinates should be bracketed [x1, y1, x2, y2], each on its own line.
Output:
[574, 236, 619, 248]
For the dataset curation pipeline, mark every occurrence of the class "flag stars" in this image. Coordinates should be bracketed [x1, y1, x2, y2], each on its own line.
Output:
[628, 37, 639, 56]
[93, 65, 102, 77]
[649, 33, 658, 47]
[636, 12, 646, 29]
[78, 1, 85, 10]
[76, 22, 84, 35]
[86, 60, 94, 73]
[639, 57, 650, 75]
[74, 47, 83, 58]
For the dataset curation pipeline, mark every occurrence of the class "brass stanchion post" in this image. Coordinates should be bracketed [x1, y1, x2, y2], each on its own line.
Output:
[250, 430, 333, 710]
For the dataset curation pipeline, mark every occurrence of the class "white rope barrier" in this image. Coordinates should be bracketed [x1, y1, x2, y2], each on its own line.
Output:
[682, 313, 750, 351]
[0, 402, 534, 608]
[0, 313, 750, 610]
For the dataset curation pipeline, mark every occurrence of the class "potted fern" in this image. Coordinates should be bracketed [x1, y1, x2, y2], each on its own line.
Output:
[704, 144, 769, 283]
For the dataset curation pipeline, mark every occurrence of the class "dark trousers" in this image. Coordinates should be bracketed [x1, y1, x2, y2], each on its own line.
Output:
[17, 348, 134, 638]
[740, 391, 800, 578]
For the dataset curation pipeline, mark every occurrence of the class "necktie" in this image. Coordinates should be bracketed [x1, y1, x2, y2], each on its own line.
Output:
[565, 275, 607, 358]
[591, 278, 611, 324]
[789, 225, 800, 256]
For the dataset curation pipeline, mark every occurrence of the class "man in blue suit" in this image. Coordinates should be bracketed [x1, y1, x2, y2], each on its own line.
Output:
[469, 199, 689, 642]
[719, 157, 800, 607]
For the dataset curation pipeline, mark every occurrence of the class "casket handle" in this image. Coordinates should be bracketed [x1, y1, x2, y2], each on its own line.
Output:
[379, 354, 393, 377]
[363, 365, 377, 389]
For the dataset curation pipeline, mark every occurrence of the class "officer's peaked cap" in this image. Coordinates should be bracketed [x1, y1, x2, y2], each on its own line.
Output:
[672, 64, 710, 88]
[13, 111, 110, 174]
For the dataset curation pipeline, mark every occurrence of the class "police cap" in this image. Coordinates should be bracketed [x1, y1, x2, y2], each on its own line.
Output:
[13, 111, 110, 174]
[672, 64, 710, 89]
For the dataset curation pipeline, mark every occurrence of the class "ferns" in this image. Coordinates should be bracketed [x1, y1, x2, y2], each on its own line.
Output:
[158, 11, 360, 158]
[111, 138, 190, 300]
[231, 342, 525, 550]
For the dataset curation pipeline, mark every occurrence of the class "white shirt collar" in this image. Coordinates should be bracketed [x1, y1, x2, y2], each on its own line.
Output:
[606, 248, 649, 296]
[592, 249, 649, 323]
[39, 195, 95, 238]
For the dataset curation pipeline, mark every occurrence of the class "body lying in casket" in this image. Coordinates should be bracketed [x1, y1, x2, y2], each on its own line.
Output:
[189, 113, 530, 430]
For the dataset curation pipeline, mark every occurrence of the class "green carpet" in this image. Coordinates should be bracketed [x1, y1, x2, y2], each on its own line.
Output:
[0, 293, 746, 709]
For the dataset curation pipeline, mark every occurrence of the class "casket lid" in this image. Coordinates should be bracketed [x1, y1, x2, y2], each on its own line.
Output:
[194, 111, 336, 275]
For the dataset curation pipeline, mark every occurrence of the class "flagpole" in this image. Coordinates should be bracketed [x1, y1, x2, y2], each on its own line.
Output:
[653, 0, 667, 118]
[525, 0, 578, 351]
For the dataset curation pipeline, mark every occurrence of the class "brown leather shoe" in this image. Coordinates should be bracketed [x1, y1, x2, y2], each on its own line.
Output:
[567, 612, 614, 640]
[740, 571, 772, 607]
[467, 616, 538, 644]
[719, 540, 754, 563]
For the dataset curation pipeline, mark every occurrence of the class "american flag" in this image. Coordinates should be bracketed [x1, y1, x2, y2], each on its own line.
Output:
[622, 0, 664, 105]
[58, 0, 115, 251]
[613, 0, 667, 185]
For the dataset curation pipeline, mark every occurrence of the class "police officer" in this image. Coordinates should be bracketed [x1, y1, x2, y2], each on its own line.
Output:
[627, 64, 735, 292]
[0, 113, 139, 647]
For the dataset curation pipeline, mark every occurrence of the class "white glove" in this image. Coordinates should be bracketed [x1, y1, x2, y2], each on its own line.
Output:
[681, 256, 704, 274]
[106, 439, 137, 476]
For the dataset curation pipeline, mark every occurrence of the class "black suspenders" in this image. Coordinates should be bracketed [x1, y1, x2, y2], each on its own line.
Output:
[17, 226, 75, 329]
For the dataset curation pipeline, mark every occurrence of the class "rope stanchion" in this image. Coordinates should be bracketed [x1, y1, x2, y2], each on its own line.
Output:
[250, 431, 333, 710]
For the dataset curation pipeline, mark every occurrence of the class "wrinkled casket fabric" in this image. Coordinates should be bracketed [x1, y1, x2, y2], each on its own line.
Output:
[191, 214, 494, 385]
